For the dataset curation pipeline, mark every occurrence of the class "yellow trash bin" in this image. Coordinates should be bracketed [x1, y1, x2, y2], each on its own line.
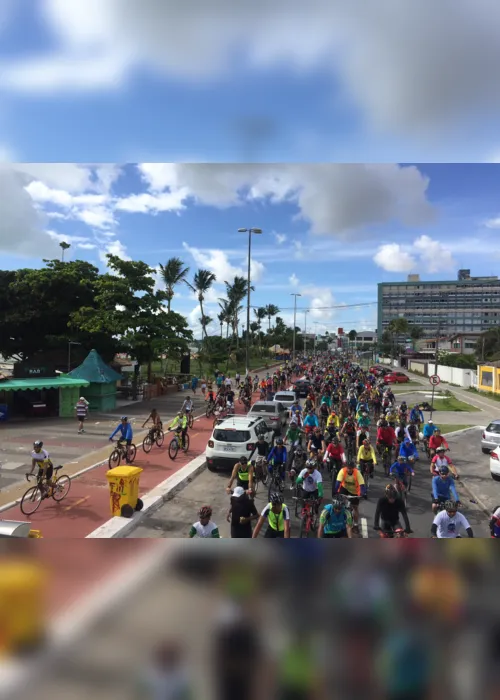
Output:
[0, 561, 46, 656]
[106, 466, 144, 518]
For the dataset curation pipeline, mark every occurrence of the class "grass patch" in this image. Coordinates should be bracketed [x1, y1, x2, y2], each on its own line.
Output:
[468, 387, 500, 403]
[436, 424, 474, 434]
[431, 392, 480, 412]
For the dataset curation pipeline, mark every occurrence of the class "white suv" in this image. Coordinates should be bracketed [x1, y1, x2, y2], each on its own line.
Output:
[206, 415, 274, 472]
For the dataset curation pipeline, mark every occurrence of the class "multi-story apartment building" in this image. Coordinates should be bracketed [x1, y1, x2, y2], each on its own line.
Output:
[378, 270, 500, 338]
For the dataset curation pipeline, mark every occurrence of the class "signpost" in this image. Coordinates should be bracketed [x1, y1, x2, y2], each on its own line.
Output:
[429, 374, 440, 418]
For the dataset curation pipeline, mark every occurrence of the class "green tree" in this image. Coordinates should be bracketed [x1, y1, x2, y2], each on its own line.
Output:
[158, 257, 190, 312]
[186, 269, 217, 340]
[477, 328, 500, 362]
[71, 255, 192, 386]
[264, 303, 280, 331]
[409, 324, 425, 350]
[224, 276, 253, 347]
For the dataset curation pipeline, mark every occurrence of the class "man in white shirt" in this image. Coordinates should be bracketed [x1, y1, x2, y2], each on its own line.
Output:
[225, 376, 232, 388]
[431, 501, 474, 538]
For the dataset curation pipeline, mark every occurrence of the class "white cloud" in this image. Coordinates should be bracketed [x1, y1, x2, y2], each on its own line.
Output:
[2, 1, 500, 136]
[99, 239, 130, 264]
[374, 235, 456, 273]
[374, 243, 416, 272]
[182, 242, 265, 283]
[301, 285, 337, 321]
[127, 163, 433, 236]
[274, 232, 287, 244]
[289, 273, 299, 287]
[484, 216, 500, 229]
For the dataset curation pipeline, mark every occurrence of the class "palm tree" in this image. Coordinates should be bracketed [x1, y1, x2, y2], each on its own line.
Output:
[387, 318, 409, 361]
[225, 276, 253, 346]
[187, 269, 217, 339]
[199, 314, 213, 335]
[254, 306, 267, 351]
[264, 303, 280, 331]
[218, 298, 232, 339]
[159, 257, 190, 313]
[59, 241, 71, 261]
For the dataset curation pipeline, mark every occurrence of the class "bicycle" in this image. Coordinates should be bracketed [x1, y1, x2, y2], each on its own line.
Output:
[186, 411, 194, 429]
[267, 460, 285, 501]
[142, 426, 165, 453]
[378, 524, 408, 538]
[359, 460, 373, 495]
[21, 466, 71, 515]
[345, 435, 356, 464]
[168, 429, 190, 460]
[392, 474, 409, 507]
[251, 458, 268, 495]
[294, 494, 320, 538]
[109, 439, 137, 469]
[381, 445, 393, 477]
[205, 399, 216, 418]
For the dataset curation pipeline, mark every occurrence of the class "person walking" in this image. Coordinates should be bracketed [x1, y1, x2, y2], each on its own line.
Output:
[75, 396, 89, 434]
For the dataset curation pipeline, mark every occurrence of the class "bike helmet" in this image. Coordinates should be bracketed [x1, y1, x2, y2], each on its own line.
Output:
[385, 484, 398, 498]
[121, 416, 128, 421]
[332, 436, 339, 444]
[199, 505, 212, 519]
[270, 493, 283, 506]
[363, 439, 370, 446]
[444, 500, 457, 512]
[332, 497, 344, 511]
[239, 455, 248, 464]
[436, 446, 445, 453]
[276, 437, 284, 445]
[33, 440, 43, 448]
[305, 459, 316, 469]
[438, 465, 450, 475]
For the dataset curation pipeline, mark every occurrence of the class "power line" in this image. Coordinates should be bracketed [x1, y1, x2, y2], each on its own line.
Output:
[249, 301, 377, 311]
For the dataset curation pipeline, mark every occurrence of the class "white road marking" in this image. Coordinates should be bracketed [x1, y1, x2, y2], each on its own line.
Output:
[0, 462, 24, 471]
[361, 517, 368, 538]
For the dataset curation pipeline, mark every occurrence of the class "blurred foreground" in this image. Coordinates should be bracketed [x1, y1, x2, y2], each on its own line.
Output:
[1, 539, 499, 700]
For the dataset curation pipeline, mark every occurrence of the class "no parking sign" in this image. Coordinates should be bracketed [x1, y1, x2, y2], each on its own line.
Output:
[429, 374, 440, 386]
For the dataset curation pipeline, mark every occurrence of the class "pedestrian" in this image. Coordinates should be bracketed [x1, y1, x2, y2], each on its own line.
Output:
[75, 396, 89, 434]
[227, 487, 258, 538]
[191, 375, 198, 394]
[201, 377, 207, 396]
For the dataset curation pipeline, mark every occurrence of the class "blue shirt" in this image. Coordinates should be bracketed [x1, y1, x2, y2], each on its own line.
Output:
[321, 504, 351, 534]
[410, 408, 424, 423]
[390, 461, 414, 479]
[268, 446, 288, 464]
[423, 423, 436, 438]
[432, 475, 459, 501]
[399, 441, 418, 460]
[303, 414, 319, 428]
[110, 422, 133, 441]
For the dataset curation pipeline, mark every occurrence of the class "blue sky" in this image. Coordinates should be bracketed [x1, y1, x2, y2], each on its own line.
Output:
[0, 1, 500, 162]
[1, 162, 500, 337]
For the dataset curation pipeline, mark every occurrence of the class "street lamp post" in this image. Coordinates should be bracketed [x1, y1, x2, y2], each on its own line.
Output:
[67, 341, 81, 373]
[314, 322, 319, 354]
[304, 310, 309, 355]
[291, 293, 301, 363]
[238, 227, 263, 376]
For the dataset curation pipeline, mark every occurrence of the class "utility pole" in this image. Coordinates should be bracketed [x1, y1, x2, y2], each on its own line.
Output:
[238, 227, 263, 376]
[291, 293, 301, 363]
[314, 322, 318, 354]
[430, 319, 441, 419]
[304, 310, 309, 356]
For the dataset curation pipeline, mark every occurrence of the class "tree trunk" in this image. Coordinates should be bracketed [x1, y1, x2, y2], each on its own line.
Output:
[220, 323, 223, 337]
[199, 297, 206, 340]
[147, 360, 152, 383]
[132, 363, 140, 400]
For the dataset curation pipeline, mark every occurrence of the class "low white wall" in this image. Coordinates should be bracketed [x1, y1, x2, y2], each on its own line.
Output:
[408, 360, 477, 389]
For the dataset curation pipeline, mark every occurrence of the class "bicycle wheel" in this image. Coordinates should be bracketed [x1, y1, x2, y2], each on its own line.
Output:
[183, 433, 190, 453]
[108, 449, 121, 469]
[168, 438, 179, 460]
[383, 452, 390, 477]
[407, 472, 412, 493]
[188, 413, 194, 429]
[143, 435, 153, 453]
[20, 485, 43, 515]
[363, 467, 370, 495]
[252, 476, 259, 496]
[155, 430, 164, 447]
[126, 444, 137, 463]
[267, 478, 278, 502]
[205, 404, 214, 418]
[52, 475, 71, 502]
[299, 514, 308, 538]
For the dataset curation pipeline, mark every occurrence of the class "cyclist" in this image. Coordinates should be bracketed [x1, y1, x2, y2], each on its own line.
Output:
[323, 436, 346, 477]
[422, 419, 436, 440]
[374, 484, 412, 536]
[389, 455, 415, 496]
[489, 506, 500, 538]
[395, 420, 411, 444]
[430, 445, 459, 479]
[252, 493, 291, 538]
[307, 426, 326, 460]
[334, 462, 366, 530]
[252, 433, 270, 481]
[285, 420, 304, 448]
[357, 438, 377, 478]
[431, 500, 473, 538]
[168, 411, 188, 448]
[318, 496, 353, 538]
[407, 419, 419, 444]
[410, 403, 424, 429]
[27, 441, 54, 496]
[319, 399, 330, 428]
[295, 459, 324, 511]
[181, 394, 193, 418]
[109, 416, 134, 460]
[432, 466, 460, 513]
[376, 418, 397, 455]
[326, 408, 340, 432]
[267, 437, 288, 483]
[189, 505, 220, 538]
[428, 428, 449, 457]
[142, 408, 162, 436]
[399, 436, 419, 463]
[290, 399, 303, 425]
[303, 409, 319, 436]
[226, 456, 255, 495]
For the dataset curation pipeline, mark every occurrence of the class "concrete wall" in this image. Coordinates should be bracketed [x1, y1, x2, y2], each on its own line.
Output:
[379, 357, 399, 367]
[408, 360, 478, 389]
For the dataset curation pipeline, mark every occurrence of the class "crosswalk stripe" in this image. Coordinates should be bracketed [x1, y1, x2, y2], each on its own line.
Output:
[361, 517, 368, 538]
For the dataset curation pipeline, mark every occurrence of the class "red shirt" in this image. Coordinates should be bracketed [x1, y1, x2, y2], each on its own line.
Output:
[429, 435, 449, 450]
[326, 443, 345, 460]
[377, 426, 396, 445]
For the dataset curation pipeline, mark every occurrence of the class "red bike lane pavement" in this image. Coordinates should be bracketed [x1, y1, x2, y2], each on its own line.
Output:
[0, 399, 254, 538]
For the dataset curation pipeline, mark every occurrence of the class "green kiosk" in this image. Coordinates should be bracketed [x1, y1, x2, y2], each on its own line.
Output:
[67, 349, 122, 412]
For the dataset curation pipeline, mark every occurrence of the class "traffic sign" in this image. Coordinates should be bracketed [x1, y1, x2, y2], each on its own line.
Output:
[429, 374, 440, 386]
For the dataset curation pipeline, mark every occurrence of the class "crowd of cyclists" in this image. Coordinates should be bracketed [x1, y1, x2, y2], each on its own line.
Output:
[190, 353, 490, 539]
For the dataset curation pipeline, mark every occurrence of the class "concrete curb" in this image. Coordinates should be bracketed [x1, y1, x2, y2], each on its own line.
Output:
[86, 453, 207, 538]
[0, 541, 175, 699]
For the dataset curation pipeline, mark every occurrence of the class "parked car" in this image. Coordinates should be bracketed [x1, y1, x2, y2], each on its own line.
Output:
[482, 419, 500, 454]
[293, 380, 312, 398]
[273, 390, 297, 413]
[490, 445, 500, 480]
[247, 400, 288, 434]
[384, 371, 410, 384]
[206, 415, 274, 472]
